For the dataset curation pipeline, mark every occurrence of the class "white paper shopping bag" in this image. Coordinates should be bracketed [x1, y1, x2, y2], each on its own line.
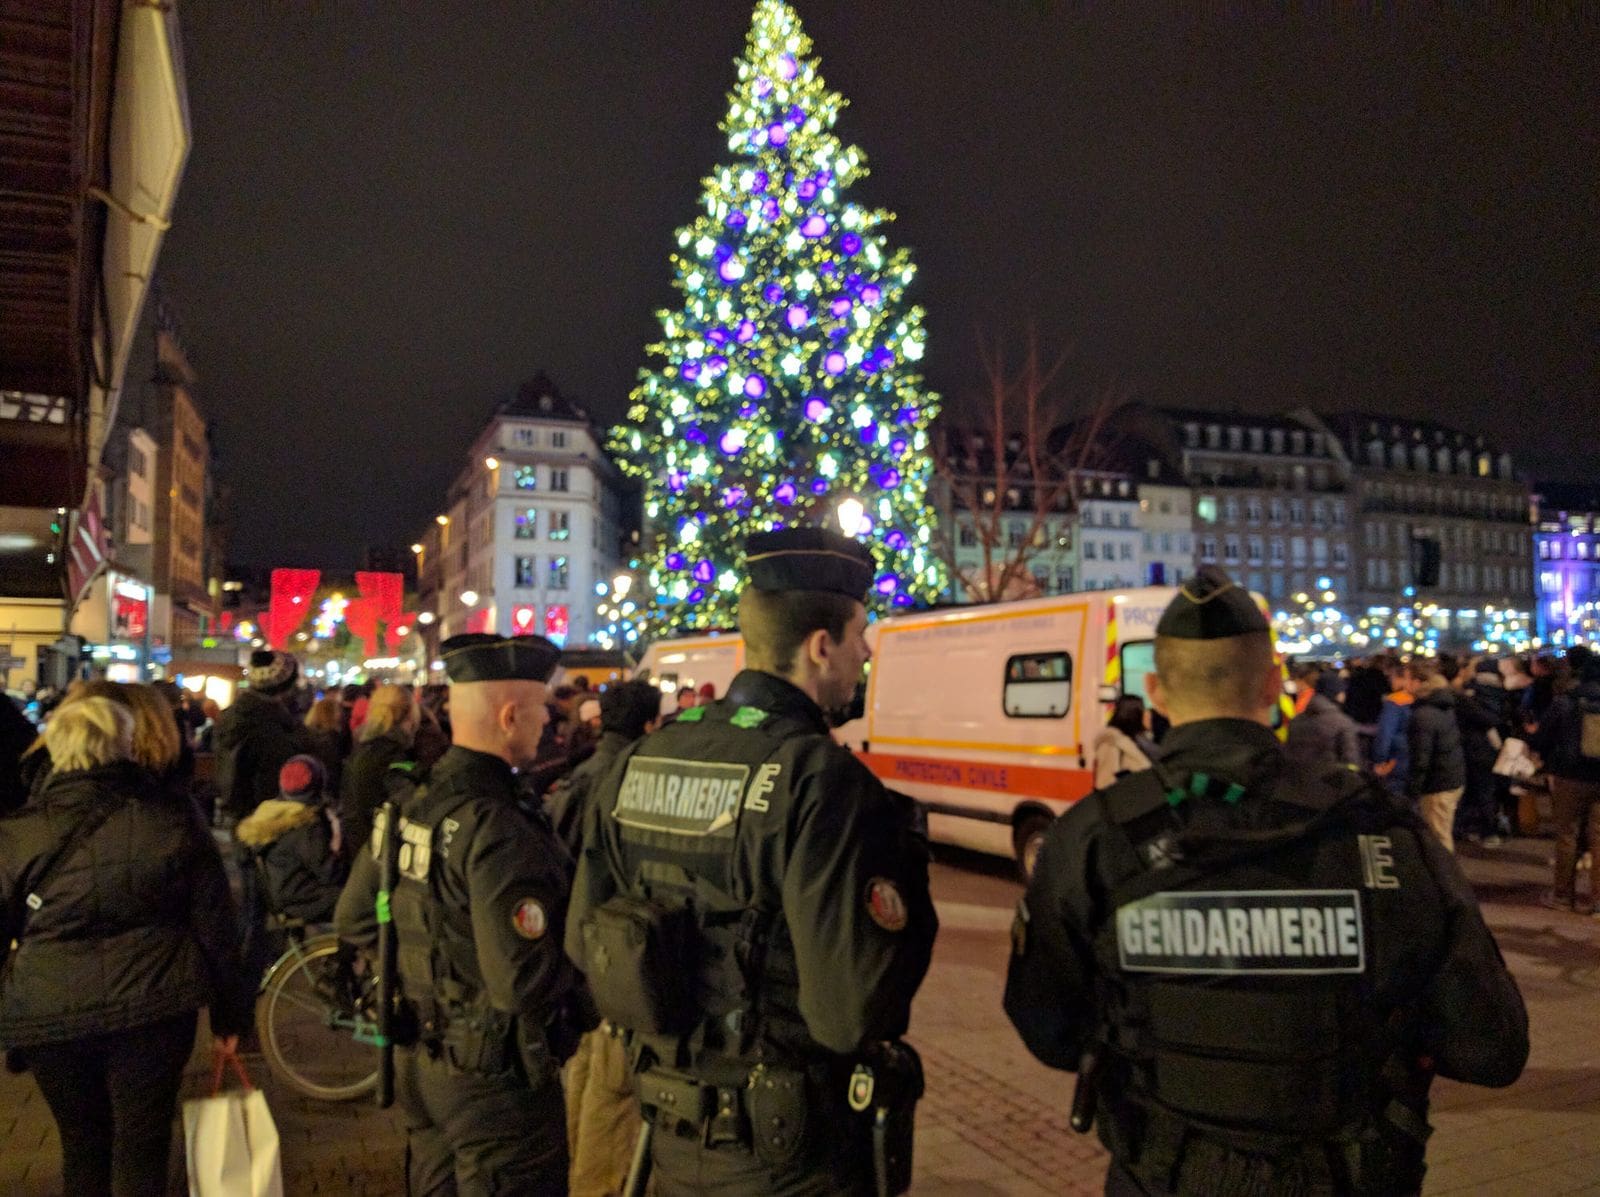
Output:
[182, 1048, 284, 1197]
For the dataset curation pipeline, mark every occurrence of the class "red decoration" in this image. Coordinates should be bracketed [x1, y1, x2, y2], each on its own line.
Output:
[267, 569, 321, 649]
[466, 608, 493, 635]
[384, 612, 420, 651]
[347, 571, 405, 656]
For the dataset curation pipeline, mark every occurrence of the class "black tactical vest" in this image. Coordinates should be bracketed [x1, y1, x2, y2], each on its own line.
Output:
[1089, 762, 1429, 1194]
[602, 701, 815, 1071]
[374, 779, 480, 1027]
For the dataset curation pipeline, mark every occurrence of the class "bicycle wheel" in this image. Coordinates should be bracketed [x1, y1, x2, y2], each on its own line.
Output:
[257, 932, 379, 1101]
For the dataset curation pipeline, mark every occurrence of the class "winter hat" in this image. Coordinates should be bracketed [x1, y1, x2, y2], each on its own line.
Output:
[249, 649, 299, 695]
[278, 753, 326, 802]
[697, 682, 717, 701]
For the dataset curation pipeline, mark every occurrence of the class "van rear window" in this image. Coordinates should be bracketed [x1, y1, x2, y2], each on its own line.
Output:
[1004, 652, 1073, 719]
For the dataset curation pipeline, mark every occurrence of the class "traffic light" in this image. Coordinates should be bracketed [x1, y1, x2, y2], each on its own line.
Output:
[1410, 534, 1441, 588]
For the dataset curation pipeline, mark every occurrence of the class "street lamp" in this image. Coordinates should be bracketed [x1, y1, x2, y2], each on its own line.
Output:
[416, 611, 436, 626]
[484, 456, 499, 470]
[410, 543, 423, 555]
[461, 590, 479, 606]
[436, 514, 449, 526]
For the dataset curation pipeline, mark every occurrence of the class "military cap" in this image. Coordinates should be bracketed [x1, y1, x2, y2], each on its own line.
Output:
[1155, 566, 1271, 640]
[745, 527, 876, 599]
[440, 633, 562, 683]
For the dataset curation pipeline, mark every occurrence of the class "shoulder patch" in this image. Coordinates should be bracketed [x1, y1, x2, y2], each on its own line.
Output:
[865, 877, 909, 932]
[729, 705, 768, 729]
[676, 705, 706, 723]
[512, 898, 547, 940]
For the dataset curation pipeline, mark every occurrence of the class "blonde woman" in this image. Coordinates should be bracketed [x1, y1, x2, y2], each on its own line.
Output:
[339, 684, 418, 855]
[303, 695, 346, 797]
[0, 696, 252, 1196]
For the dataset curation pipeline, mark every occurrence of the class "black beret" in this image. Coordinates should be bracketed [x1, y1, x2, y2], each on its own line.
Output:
[1155, 566, 1271, 640]
[745, 527, 876, 599]
[440, 633, 562, 683]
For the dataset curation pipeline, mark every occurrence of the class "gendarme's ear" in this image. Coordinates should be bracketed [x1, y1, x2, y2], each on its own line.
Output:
[803, 626, 833, 670]
[1145, 671, 1169, 718]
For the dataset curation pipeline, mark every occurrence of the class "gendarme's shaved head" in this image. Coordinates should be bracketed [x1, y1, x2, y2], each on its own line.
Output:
[1152, 631, 1279, 724]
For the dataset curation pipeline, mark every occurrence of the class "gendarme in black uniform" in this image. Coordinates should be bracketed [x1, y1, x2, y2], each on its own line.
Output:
[336, 634, 585, 1196]
[565, 528, 937, 1196]
[1004, 570, 1529, 1196]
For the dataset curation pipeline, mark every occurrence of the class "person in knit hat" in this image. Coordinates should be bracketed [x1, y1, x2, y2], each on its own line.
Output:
[233, 754, 349, 923]
[212, 649, 312, 987]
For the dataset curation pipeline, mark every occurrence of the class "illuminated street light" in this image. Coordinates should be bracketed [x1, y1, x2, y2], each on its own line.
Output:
[416, 611, 436, 626]
[484, 456, 499, 470]
[436, 514, 449, 526]
[411, 543, 423, 554]
[461, 590, 479, 606]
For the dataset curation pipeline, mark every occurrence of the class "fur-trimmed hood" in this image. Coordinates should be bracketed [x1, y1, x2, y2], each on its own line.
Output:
[234, 797, 322, 847]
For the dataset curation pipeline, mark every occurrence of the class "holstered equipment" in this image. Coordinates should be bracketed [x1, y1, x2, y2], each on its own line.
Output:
[579, 893, 698, 1036]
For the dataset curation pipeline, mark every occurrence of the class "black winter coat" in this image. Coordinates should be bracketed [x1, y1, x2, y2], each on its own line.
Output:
[0, 762, 254, 1047]
[339, 730, 412, 858]
[1531, 678, 1600, 784]
[544, 729, 633, 857]
[1407, 687, 1467, 797]
[234, 796, 349, 922]
[212, 690, 306, 820]
[1455, 679, 1506, 770]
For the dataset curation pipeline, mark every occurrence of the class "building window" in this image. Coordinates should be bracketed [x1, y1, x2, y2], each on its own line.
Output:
[1290, 431, 1305, 455]
[1199, 537, 1217, 562]
[1270, 429, 1285, 454]
[1247, 535, 1264, 564]
[551, 468, 570, 492]
[550, 511, 571, 541]
[515, 508, 537, 538]
[1119, 542, 1132, 560]
[1267, 497, 1284, 524]
[1223, 496, 1239, 524]
[1333, 543, 1349, 568]
[1007, 522, 1026, 549]
[1248, 429, 1264, 453]
[1312, 537, 1328, 567]
[1224, 534, 1241, 564]
[1289, 498, 1306, 525]
[514, 466, 538, 490]
[515, 556, 535, 587]
[1084, 541, 1097, 560]
[1246, 497, 1263, 524]
[1269, 537, 1285, 566]
[551, 430, 568, 448]
[1103, 541, 1116, 560]
[958, 525, 977, 548]
[1291, 536, 1307, 567]
[549, 556, 569, 589]
[513, 427, 536, 447]
[1227, 427, 1243, 451]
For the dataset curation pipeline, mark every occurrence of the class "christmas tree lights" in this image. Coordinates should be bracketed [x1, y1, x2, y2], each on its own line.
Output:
[613, 0, 945, 631]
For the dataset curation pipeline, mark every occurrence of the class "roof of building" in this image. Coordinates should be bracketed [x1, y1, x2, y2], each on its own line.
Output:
[495, 372, 593, 424]
[1316, 411, 1509, 455]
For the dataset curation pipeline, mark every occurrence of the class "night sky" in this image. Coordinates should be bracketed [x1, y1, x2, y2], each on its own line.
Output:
[156, 3, 1600, 569]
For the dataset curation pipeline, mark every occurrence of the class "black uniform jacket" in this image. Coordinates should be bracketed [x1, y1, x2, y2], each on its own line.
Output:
[565, 669, 937, 1057]
[335, 745, 580, 1027]
[1004, 719, 1528, 1089]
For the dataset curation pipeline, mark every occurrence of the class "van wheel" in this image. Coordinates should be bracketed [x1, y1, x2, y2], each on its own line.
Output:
[1014, 814, 1052, 883]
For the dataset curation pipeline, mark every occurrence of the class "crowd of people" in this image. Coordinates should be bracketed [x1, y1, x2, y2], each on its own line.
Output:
[1090, 643, 1600, 914]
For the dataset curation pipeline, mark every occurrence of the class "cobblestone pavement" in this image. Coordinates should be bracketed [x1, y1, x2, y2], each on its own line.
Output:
[3, 837, 1596, 1195]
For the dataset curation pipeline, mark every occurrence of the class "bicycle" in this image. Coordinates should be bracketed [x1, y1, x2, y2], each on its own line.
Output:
[255, 910, 382, 1102]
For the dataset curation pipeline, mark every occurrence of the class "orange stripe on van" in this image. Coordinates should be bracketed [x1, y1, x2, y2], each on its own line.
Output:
[858, 750, 1096, 806]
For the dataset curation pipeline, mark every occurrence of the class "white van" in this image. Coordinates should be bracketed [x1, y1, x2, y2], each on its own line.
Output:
[636, 587, 1176, 876]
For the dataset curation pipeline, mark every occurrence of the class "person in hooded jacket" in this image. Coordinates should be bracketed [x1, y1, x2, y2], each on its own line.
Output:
[1404, 659, 1467, 852]
[212, 650, 309, 822]
[0, 695, 253, 1197]
[1530, 646, 1600, 913]
[1370, 656, 1414, 798]
[1283, 662, 1361, 771]
[234, 754, 349, 923]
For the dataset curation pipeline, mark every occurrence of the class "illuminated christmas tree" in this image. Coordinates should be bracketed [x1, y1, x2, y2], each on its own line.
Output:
[613, 0, 944, 632]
